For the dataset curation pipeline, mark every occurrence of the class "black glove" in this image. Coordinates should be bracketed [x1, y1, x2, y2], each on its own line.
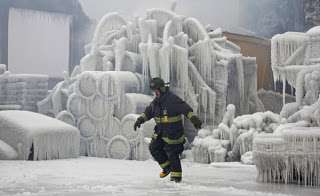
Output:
[134, 117, 144, 131]
[191, 116, 202, 130]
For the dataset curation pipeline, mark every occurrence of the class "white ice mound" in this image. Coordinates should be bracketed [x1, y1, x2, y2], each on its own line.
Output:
[0, 139, 18, 160]
[0, 111, 80, 160]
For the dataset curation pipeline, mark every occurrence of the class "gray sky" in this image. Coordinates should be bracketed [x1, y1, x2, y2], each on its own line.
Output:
[7, 0, 239, 78]
[79, 0, 239, 31]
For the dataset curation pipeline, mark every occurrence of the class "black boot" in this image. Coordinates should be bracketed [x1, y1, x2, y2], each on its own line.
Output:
[170, 176, 182, 183]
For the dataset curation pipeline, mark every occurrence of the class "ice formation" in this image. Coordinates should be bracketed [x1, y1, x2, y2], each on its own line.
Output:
[0, 3, 319, 187]
[0, 65, 48, 112]
[0, 139, 18, 160]
[271, 27, 320, 105]
[247, 26, 320, 186]
[257, 89, 295, 114]
[0, 110, 80, 160]
[34, 7, 259, 161]
[253, 127, 320, 186]
[192, 105, 281, 164]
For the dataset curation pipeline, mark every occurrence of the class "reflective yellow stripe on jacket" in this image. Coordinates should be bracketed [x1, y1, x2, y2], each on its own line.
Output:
[140, 113, 148, 122]
[187, 111, 196, 119]
[154, 115, 182, 123]
[152, 133, 158, 139]
[162, 134, 185, 145]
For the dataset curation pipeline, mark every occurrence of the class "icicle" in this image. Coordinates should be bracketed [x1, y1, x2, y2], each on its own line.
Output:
[139, 43, 149, 83]
[114, 37, 128, 71]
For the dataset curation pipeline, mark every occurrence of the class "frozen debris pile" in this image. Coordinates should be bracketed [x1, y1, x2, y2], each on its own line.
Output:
[192, 128, 230, 163]
[0, 111, 80, 160]
[281, 95, 320, 127]
[192, 26, 320, 180]
[257, 89, 295, 114]
[246, 27, 320, 186]
[38, 70, 155, 159]
[0, 65, 48, 112]
[73, 8, 258, 125]
[270, 27, 320, 132]
[191, 104, 281, 164]
[253, 127, 320, 186]
[37, 7, 259, 160]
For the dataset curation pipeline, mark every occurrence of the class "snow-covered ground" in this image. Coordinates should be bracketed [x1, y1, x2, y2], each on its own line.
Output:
[1, 157, 319, 196]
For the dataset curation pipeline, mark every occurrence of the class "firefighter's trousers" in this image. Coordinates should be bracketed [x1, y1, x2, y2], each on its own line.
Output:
[149, 134, 184, 176]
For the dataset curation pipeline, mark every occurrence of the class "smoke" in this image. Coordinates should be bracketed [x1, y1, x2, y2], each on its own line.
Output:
[8, 8, 70, 77]
[79, 0, 240, 32]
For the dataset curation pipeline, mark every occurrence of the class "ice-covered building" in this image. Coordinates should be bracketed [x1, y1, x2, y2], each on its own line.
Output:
[250, 26, 320, 186]
[0, 3, 319, 187]
[34, 7, 260, 161]
[190, 25, 320, 186]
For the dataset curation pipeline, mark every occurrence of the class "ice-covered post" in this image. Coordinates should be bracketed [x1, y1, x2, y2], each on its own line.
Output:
[0, 64, 6, 75]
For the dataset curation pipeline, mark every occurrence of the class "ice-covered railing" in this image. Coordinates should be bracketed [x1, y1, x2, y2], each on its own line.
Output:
[253, 127, 320, 186]
[277, 66, 320, 127]
[281, 94, 320, 127]
[271, 26, 320, 105]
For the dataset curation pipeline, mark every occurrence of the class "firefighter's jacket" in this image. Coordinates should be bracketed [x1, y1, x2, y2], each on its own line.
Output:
[140, 88, 196, 145]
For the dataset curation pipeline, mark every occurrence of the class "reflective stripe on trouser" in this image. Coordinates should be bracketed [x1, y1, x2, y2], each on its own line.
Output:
[160, 160, 170, 169]
[171, 172, 182, 178]
[149, 136, 184, 177]
[149, 135, 168, 169]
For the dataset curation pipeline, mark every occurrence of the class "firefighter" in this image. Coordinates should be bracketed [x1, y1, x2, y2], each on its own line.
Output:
[133, 77, 202, 183]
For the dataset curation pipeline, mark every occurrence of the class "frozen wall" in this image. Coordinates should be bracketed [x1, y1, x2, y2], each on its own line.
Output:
[253, 127, 320, 186]
[0, 65, 48, 112]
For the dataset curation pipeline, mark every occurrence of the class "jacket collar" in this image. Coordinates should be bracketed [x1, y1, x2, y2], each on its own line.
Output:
[154, 87, 170, 103]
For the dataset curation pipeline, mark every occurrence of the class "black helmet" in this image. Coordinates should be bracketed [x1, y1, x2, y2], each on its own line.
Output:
[149, 77, 165, 90]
